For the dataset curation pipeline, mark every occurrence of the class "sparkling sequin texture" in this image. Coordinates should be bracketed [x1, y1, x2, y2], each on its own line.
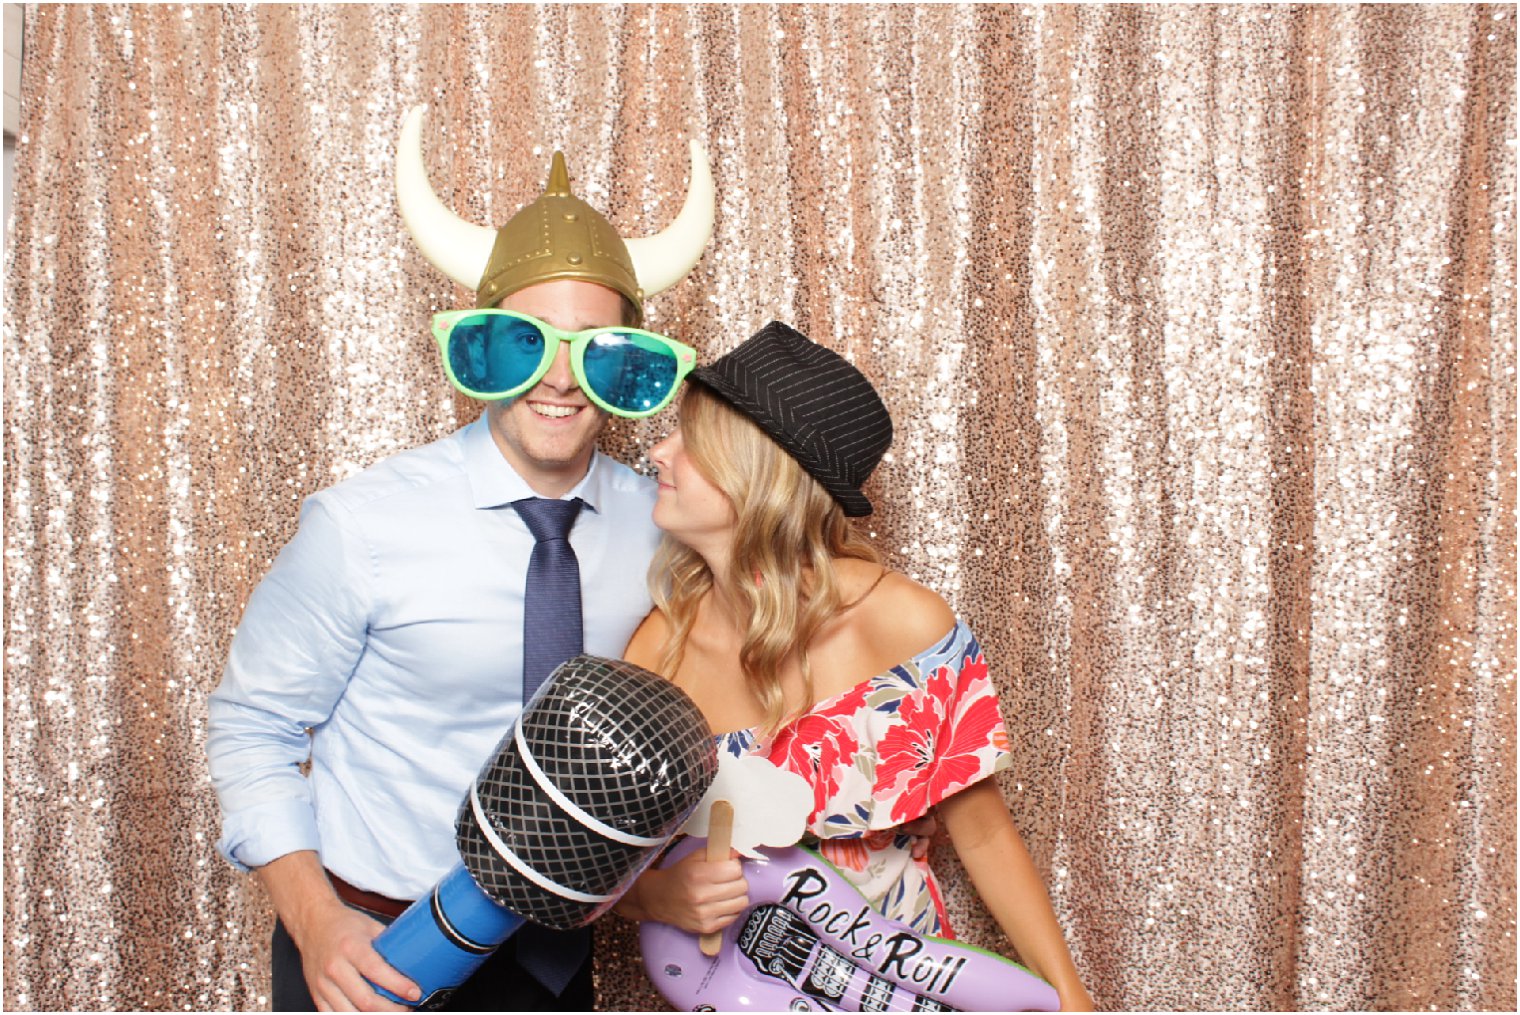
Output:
[2, 5, 1514, 1011]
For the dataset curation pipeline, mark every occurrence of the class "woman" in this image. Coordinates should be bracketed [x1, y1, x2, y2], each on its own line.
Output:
[616, 322, 1093, 1011]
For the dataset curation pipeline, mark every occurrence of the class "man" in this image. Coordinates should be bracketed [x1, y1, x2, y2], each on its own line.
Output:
[207, 105, 714, 1012]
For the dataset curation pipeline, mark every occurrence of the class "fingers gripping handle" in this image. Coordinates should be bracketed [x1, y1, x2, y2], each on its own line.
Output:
[370, 863, 525, 1008]
[699, 800, 735, 957]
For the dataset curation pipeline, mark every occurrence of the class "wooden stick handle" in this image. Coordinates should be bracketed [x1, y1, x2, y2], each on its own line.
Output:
[699, 800, 734, 957]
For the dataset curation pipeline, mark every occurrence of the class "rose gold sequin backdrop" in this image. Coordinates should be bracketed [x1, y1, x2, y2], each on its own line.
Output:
[2, 4, 1514, 1011]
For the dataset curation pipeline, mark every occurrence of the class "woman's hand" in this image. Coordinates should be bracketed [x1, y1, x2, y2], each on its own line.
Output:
[899, 811, 938, 859]
[616, 847, 750, 934]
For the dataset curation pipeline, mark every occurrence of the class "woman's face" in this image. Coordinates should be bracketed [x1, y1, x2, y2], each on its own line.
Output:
[648, 426, 735, 546]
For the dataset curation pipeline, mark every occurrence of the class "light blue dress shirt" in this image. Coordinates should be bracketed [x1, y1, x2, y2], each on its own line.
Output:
[207, 416, 661, 900]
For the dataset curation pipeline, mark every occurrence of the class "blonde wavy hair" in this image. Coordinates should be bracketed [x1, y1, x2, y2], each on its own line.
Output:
[651, 384, 881, 733]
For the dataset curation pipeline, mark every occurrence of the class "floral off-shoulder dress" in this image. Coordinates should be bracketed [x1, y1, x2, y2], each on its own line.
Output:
[717, 620, 1012, 938]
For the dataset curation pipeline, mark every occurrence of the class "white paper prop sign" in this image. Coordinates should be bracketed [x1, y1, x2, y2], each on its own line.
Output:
[680, 752, 812, 857]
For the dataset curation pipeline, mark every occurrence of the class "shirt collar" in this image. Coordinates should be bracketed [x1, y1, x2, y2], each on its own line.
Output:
[462, 414, 606, 513]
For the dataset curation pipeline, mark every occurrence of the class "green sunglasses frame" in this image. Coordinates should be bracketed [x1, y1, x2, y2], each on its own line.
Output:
[430, 309, 697, 419]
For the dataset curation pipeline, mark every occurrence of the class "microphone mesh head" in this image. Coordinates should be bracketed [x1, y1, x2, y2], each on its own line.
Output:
[457, 655, 716, 928]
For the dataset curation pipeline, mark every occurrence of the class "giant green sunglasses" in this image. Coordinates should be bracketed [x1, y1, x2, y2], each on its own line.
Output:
[431, 309, 697, 419]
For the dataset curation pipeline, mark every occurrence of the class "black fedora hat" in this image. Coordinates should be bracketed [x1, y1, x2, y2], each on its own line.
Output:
[690, 321, 892, 517]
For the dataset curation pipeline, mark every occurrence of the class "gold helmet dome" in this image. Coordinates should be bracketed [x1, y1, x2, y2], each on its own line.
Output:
[395, 105, 715, 320]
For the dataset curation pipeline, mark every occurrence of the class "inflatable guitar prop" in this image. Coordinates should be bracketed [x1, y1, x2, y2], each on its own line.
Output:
[371, 655, 717, 1008]
[641, 837, 1060, 1012]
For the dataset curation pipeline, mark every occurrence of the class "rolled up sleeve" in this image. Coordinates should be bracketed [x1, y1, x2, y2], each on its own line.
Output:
[206, 495, 372, 871]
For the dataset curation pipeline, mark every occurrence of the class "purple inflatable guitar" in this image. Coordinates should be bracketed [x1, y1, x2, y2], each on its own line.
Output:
[640, 838, 1060, 1012]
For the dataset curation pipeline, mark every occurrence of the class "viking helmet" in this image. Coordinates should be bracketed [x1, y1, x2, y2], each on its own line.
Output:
[395, 105, 714, 321]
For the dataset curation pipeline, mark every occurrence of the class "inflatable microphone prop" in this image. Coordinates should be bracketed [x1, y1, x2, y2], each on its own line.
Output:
[372, 655, 717, 1008]
[641, 838, 1059, 1012]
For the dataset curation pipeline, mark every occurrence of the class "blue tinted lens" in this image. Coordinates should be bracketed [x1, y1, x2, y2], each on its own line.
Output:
[581, 331, 679, 413]
[447, 315, 549, 395]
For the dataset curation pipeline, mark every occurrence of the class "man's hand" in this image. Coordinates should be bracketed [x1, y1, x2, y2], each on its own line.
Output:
[256, 851, 420, 1012]
[294, 900, 419, 1012]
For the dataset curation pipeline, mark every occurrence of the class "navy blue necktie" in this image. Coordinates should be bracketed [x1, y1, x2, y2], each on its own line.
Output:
[509, 496, 589, 996]
[512, 496, 585, 701]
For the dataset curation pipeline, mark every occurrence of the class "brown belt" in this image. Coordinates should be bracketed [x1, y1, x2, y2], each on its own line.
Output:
[327, 870, 411, 919]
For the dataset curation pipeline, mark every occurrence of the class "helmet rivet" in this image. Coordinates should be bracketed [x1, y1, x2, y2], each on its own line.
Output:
[567, 253, 584, 265]
[564, 212, 579, 222]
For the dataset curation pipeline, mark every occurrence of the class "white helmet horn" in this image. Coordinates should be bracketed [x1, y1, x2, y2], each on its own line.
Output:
[395, 104, 496, 291]
[625, 141, 716, 299]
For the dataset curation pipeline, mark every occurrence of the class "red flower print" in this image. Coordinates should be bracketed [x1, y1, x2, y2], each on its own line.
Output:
[947, 652, 1008, 761]
[821, 828, 899, 874]
[768, 707, 863, 822]
[959, 652, 990, 688]
[872, 667, 954, 822]
[816, 680, 870, 719]
[923, 867, 954, 939]
[873, 658, 1004, 824]
[820, 836, 870, 872]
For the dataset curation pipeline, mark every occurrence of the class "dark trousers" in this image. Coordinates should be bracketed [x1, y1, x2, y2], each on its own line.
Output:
[271, 916, 593, 1012]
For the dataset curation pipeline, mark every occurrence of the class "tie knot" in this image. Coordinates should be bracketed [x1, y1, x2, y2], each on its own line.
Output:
[512, 497, 583, 542]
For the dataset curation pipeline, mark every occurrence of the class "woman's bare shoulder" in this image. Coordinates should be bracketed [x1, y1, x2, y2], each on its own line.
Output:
[834, 561, 956, 659]
[623, 608, 672, 672]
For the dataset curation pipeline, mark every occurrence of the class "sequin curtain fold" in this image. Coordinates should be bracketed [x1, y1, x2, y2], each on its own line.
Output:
[3, 4, 1514, 1011]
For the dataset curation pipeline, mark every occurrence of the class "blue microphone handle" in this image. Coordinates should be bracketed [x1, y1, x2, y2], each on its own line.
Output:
[370, 862, 526, 1008]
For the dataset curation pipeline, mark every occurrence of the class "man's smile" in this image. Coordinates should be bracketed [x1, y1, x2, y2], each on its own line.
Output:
[528, 401, 585, 419]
